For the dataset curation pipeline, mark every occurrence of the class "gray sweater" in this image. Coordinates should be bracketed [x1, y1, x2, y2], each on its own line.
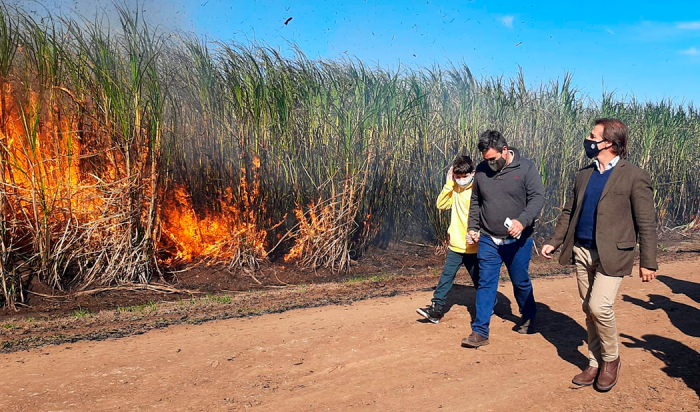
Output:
[468, 148, 545, 239]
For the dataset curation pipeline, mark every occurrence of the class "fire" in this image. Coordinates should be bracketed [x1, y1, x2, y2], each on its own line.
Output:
[284, 199, 335, 262]
[1, 80, 269, 272]
[0, 85, 106, 235]
[0, 83, 150, 290]
[282, 175, 368, 271]
[358, 208, 380, 245]
[158, 156, 268, 266]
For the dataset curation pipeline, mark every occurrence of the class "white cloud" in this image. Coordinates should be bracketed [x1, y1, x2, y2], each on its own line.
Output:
[502, 15, 514, 29]
[677, 21, 700, 30]
[680, 47, 700, 55]
[606, 28, 616, 35]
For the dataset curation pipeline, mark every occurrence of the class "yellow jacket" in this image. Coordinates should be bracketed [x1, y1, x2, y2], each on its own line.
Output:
[436, 180, 479, 254]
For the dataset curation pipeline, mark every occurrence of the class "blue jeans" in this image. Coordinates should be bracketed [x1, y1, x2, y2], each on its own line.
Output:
[472, 235, 537, 338]
[432, 249, 479, 307]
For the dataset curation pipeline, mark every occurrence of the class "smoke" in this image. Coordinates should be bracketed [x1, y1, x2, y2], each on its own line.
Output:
[7, 0, 189, 33]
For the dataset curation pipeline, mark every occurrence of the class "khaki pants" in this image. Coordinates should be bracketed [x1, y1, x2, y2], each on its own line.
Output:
[573, 245, 623, 368]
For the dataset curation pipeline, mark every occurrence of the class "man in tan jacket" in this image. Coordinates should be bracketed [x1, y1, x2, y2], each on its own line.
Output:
[541, 118, 658, 392]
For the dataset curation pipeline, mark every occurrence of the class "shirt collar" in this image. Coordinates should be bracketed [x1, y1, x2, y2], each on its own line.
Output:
[594, 156, 620, 173]
[505, 150, 515, 167]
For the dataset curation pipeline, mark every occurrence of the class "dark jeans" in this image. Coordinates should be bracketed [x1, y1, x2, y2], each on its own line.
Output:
[432, 249, 479, 307]
[472, 235, 537, 338]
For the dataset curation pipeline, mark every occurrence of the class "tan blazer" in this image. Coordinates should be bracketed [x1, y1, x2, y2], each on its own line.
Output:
[546, 159, 658, 276]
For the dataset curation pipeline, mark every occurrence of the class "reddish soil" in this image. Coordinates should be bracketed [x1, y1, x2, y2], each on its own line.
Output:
[1, 236, 699, 411]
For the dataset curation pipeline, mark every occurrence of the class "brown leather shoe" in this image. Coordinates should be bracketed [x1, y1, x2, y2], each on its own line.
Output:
[572, 366, 599, 386]
[461, 332, 490, 348]
[595, 357, 621, 392]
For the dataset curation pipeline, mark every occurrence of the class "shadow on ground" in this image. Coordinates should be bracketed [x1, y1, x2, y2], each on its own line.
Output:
[622, 294, 700, 339]
[425, 284, 589, 369]
[441, 284, 515, 322]
[622, 333, 700, 399]
[415, 284, 514, 324]
[535, 302, 588, 369]
[657, 275, 700, 305]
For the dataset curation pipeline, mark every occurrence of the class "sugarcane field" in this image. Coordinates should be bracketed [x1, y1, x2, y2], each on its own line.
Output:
[1, 1, 700, 411]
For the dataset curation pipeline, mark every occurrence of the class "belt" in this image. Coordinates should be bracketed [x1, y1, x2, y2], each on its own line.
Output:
[490, 235, 518, 246]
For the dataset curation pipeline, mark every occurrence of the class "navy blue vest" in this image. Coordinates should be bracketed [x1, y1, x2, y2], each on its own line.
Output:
[575, 168, 613, 249]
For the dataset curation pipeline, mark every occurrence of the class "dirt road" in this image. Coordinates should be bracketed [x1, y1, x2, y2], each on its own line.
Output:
[2, 259, 699, 411]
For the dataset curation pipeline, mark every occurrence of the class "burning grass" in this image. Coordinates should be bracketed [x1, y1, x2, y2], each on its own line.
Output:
[0, 3, 699, 308]
[284, 185, 359, 272]
[160, 185, 268, 269]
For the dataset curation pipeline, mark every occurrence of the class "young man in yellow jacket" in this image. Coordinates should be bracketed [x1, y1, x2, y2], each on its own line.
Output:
[417, 155, 479, 323]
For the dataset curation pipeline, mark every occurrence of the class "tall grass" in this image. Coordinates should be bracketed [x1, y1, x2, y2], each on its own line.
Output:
[0, 3, 698, 307]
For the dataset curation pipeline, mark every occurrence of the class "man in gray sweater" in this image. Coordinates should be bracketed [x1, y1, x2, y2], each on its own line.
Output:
[462, 130, 545, 348]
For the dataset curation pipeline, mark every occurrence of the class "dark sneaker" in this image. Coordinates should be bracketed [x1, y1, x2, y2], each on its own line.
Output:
[461, 332, 489, 348]
[416, 303, 444, 324]
[514, 317, 536, 334]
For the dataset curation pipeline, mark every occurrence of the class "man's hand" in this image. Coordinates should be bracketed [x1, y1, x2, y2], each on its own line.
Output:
[640, 267, 656, 282]
[466, 230, 480, 245]
[540, 244, 555, 259]
[446, 166, 454, 184]
[507, 219, 524, 238]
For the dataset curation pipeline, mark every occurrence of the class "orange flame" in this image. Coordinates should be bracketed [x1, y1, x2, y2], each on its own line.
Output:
[0, 81, 267, 271]
[284, 199, 335, 262]
[1, 85, 107, 231]
[158, 156, 268, 265]
[359, 208, 380, 242]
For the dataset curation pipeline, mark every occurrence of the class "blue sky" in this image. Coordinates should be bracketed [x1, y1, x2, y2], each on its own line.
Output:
[31, 0, 700, 105]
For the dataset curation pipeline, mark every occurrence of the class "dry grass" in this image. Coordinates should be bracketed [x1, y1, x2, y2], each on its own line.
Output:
[0, 4, 698, 308]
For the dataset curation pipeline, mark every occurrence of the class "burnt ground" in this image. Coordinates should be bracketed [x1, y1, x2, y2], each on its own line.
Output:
[1, 232, 699, 354]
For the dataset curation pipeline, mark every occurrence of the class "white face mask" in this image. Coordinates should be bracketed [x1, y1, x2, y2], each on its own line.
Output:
[455, 175, 474, 187]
